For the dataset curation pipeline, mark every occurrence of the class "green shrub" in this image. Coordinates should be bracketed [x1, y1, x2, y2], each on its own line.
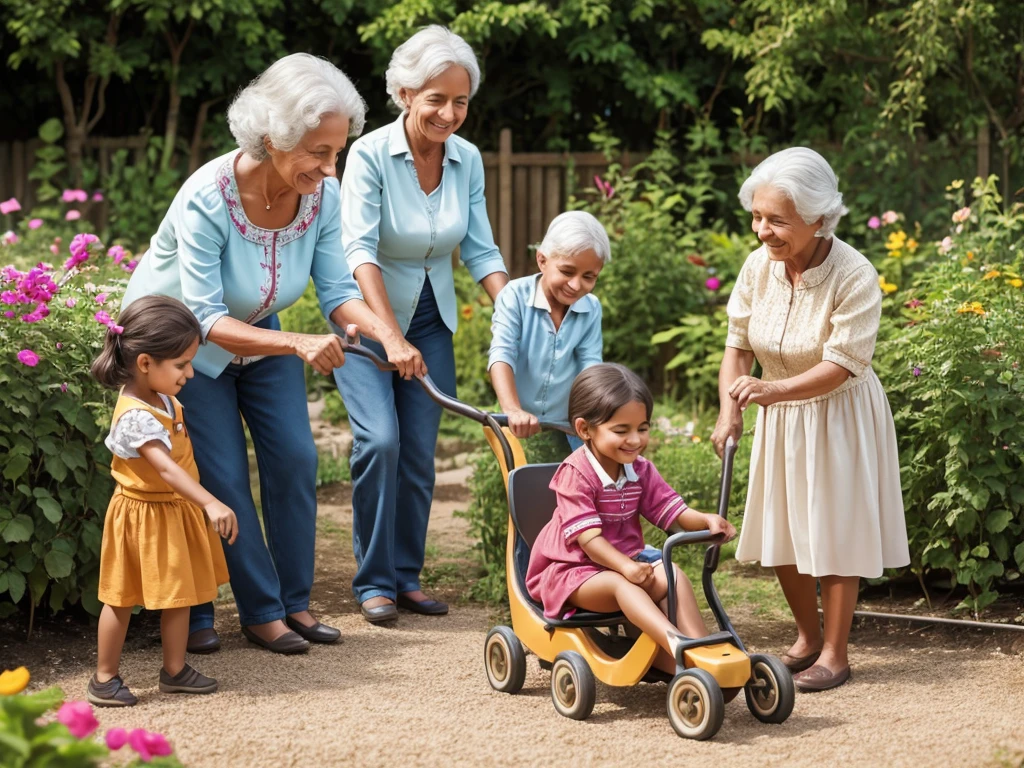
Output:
[316, 451, 351, 487]
[1, 236, 128, 621]
[875, 176, 1024, 615]
[104, 137, 183, 250]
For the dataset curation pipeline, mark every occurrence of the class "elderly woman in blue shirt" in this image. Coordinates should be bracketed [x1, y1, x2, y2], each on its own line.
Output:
[336, 26, 509, 624]
[122, 54, 417, 654]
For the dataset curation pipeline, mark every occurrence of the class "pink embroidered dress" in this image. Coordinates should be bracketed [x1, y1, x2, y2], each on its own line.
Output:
[122, 150, 363, 378]
[526, 447, 688, 619]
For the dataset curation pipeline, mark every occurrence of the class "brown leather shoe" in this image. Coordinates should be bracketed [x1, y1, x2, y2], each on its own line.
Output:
[781, 649, 821, 673]
[396, 593, 448, 616]
[285, 616, 341, 644]
[794, 664, 851, 692]
[186, 628, 221, 655]
[241, 626, 310, 655]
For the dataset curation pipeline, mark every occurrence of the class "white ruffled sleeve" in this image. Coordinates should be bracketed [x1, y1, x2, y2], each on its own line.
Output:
[104, 410, 172, 459]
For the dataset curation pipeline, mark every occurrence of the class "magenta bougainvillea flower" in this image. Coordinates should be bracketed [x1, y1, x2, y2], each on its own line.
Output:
[28, 218, 43, 230]
[16, 349, 39, 367]
[56, 701, 98, 739]
[705, 276, 721, 291]
[867, 216, 881, 230]
[0, 198, 21, 215]
[65, 210, 82, 221]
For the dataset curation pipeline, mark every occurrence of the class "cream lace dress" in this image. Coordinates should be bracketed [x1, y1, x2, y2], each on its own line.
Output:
[728, 237, 910, 578]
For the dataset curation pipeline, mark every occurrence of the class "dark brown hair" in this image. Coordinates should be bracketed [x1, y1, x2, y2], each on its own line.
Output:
[90, 295, 202, 389]
[568, 363, 654, 431]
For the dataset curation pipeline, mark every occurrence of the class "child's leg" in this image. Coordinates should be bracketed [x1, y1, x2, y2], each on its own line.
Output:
[645, 563, 708, 672]
[571, 571, 683, 673]
[161, 607, 190, 677]
[97, 605, 133, 682]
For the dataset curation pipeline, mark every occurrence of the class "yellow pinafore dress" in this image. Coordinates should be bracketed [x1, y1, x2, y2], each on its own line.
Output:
[98, 393, 229, 610]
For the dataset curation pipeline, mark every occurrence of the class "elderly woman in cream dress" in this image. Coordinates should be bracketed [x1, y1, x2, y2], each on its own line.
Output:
[710, 147, 909, 692]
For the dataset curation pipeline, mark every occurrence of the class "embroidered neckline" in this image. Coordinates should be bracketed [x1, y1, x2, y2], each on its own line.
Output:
[215, 152, 323, 246]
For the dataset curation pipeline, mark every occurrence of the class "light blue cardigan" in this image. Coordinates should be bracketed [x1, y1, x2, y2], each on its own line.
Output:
[122, 151, 363, 378]
[341, 115, 507, 334]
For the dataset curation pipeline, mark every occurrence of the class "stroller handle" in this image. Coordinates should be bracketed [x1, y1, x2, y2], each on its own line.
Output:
[490, 414, 576, 437]
[336, 335, 516, 469]
[662, 436, 738, 629]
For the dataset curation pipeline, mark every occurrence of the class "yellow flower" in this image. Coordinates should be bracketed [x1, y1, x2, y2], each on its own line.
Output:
[460, 304, 474, 320]
[0, 667, 30, 695]
[906, 238, 918, 253]
[983, 270, 1001, 280]
[885, 231, 908, 252]
[950, 179, 965, 190]
[878, 275, 898, 295]
[956, 301, 986, 315]
[1008, 278, 1023, 288]
[967, 251, 975, 260]
[691, 435, 702, 444]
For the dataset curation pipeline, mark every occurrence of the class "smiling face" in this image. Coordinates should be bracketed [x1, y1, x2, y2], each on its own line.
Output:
[401, 65, 471, 146]
[266, 112, 351, 195]
[536, 248, 605, 309]
[576, 400, 650, 477]
[136, 338, 199, 398]
[750, 186, 823, 265]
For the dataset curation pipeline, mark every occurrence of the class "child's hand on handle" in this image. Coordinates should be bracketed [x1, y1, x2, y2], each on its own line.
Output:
[205, 501, 239, 545]
[506, 407, 541, 438]
[624, 560, 655, 590]
[705, 513, 736, 543]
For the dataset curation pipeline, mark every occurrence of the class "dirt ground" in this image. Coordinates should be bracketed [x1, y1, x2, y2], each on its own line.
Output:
[4, 433, 1024, 767]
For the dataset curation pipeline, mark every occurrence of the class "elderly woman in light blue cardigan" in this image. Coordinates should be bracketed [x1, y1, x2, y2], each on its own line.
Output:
[336, 26, 508, 624]
[122, 54, 417, 655]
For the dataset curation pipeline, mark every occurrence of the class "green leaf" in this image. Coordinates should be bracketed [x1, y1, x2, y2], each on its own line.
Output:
[3, 455, 30, 481]
[44, 549, 73, 578]
[2, 515, 34, 543]
[36, 497, 63, 524]
[44, 454, 69, 482]
[1015, 542, 1024, 571]
[6, 569, 26, 603]
[38, 117, 64, 143]
[984, 509, 1013, 534]
[62, 442, 88, 471]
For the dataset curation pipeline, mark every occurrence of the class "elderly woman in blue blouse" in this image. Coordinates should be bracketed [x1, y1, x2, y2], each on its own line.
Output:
[336, 26, 509, 624]
[122, 54, 420, 655]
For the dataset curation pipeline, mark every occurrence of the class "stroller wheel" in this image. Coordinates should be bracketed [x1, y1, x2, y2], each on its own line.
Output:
[744, 654, 795, 724]
[667, 668, 724, 740]
[550, 651, 596, 720]
[484, 626, 526, 694]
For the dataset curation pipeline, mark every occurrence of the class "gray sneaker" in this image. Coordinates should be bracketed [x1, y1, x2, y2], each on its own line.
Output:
[159, 663, 218, 695]
[87, 674, 139, 707]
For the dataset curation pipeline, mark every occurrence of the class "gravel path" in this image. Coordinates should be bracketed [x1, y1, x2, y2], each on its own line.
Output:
[5, 464, 1024, 767]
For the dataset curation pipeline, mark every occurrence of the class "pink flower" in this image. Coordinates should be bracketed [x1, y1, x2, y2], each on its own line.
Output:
[3, 310, 13, 318]
[2, 231, 18, 245]
[938, 236, 954, 255]
[56, 701, 98, 739]
[50, 244, 59, 255]
[65, 298, 77, 308]
[65, 210, 81, 221]
[128, 728, 173, 761]
[867, 216, 881, 230]
[62, 189, 88, 203]
[95, 293, 108, 304]
[882, 210, 898, 225]
[705, 276, 721, 291]
[912, 366, 922, 377]
[16, 349, 39, 367]
[107, 245, 126, 264]
[94, 310, 112, 325]
[55, 342, 63, 349]
[0, 198, 21, 215]
[952, 206, 971, 223]
[60, 382, 68, 393]
[106, 727, 129, 751]
[92, 191, 104, 202]
[123, 259, 138, 272]
[905, 298, 924, 309]
[28, 218, 43, 230]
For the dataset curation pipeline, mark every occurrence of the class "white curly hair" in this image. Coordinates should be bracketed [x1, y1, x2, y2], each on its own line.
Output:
[385, 26, 480, 112]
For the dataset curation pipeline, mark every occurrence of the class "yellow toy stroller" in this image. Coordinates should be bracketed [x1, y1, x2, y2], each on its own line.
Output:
[342, 340, 794, 741]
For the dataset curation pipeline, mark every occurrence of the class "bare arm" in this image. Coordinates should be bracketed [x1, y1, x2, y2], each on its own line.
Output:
[710, 346, 755, 457]
[730, 361, 850, 410]
[578, 530, 653, 588]
[137, 441, 238, 544]
[479, 271, 510, 303]
[489, 362, 539, 438]
[206, 316, 345, 377]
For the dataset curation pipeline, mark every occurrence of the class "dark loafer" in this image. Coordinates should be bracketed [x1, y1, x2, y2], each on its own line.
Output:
[781, 649, 821, 673]
[241, 626, 310, 655]
[285, 616, 342, 644]
[186, 628, 221, 655]
[794, 664, 851, 692]
[360, 601, 399, 624]
[87, 674, 138, 708]
[396, 594, 449, 616]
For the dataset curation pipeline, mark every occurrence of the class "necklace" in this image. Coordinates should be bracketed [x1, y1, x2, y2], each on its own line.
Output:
[261, 164, 290, 210]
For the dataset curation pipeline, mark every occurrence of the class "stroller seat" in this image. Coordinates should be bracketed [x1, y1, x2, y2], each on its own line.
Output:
[507, 463, 626, 629]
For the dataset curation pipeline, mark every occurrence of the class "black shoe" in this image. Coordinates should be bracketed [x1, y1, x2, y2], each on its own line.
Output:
[159, 664, 218, 695]
[396, 594, 449, 616]
[87, 674, 138, 707]
[241, 626, 310, 654]
[360, 600, 399, 624]
[186, 628, 221, 655]
[285, 616, 342, 644]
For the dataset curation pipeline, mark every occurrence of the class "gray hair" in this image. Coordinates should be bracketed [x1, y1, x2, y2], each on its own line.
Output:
[228, 53, 367, 161]
[738, 147, 848, 238]
[539, 211, 612, 264]
[385, 25, 481, 112]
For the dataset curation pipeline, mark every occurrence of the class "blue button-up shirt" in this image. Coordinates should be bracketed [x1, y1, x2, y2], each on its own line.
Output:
[488, 274, 603, 425]
[341, 114, 507, 334]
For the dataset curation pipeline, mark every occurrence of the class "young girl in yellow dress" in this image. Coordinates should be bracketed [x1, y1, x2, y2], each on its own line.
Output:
[88, 295, 237, 707]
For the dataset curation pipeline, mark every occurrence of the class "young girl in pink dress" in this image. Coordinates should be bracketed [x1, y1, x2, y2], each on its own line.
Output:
[526, 363, 736, 673]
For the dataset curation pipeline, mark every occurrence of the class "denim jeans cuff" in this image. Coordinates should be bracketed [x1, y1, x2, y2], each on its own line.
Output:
[238, 608, 286, 626]
[396, 581, 421, 594]
[283, 601, 310, 616]
[354, 588, 396, 603]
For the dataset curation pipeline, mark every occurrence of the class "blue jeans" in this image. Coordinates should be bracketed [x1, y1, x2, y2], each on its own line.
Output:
[178, 315, 318, 631]
[333, 278, 456, 603]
